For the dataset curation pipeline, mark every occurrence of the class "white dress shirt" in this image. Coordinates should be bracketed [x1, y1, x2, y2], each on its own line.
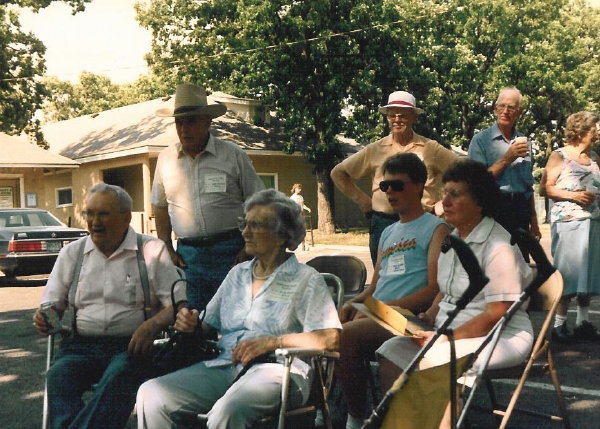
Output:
[42, 227, 185, 337]
[151, 134, 264, 238]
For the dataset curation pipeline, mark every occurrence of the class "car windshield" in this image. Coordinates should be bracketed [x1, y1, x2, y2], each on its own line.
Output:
[0, 211, 63, 228]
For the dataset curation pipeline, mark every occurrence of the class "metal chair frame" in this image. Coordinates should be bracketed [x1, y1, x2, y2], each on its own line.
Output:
[462, 270, 571, 428]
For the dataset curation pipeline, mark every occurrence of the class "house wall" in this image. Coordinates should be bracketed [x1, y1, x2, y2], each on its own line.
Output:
[43, 169, 75, 225]
[249, 154, 371, 230]
[0, 167, 51, 209]
[43, 154, 152, 232]
[34, 151, 370, 235]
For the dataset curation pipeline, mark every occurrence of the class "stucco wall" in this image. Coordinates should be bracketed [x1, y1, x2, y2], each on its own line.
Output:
[249, 154, 371, 230]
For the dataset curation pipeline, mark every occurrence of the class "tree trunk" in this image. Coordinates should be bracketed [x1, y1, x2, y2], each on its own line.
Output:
[316, 171, 335, 234]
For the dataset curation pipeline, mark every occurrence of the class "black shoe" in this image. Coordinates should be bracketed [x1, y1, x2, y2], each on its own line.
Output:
[573, 321, 600, 342]
[551, 324, 574, 344]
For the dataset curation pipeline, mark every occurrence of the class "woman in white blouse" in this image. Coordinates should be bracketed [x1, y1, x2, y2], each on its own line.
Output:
[376, 159, 533, 429]
[137, 189, 340, 429]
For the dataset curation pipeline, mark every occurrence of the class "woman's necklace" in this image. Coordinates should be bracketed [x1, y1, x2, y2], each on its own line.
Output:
[252, 263, 272, 280]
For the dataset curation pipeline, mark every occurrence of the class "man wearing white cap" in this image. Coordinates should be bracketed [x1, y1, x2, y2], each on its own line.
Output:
[152, 83, 264, 310]
[331, 90, 457, 265]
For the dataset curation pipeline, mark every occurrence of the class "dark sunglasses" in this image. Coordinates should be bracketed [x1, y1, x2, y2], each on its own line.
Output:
[379, 180, 406, 192]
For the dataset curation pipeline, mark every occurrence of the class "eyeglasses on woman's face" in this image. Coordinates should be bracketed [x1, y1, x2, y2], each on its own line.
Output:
[237, 217, 275, 233]
[441, 187, 467, 200]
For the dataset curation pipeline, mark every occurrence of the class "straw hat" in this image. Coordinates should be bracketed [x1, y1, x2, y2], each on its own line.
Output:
[156, 83, 227, 118]
[378, 91, 424, 115]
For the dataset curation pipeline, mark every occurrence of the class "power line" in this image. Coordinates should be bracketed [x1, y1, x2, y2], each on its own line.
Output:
[1, 8, 449, 82]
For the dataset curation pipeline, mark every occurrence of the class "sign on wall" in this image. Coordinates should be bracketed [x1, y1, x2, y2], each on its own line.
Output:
[0, 186, 14, 208]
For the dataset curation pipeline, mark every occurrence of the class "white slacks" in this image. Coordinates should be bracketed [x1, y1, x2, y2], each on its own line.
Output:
[137, 361, 305, 429]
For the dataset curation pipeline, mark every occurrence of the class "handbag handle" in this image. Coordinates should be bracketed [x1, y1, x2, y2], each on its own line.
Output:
[169, 273, 208, 338]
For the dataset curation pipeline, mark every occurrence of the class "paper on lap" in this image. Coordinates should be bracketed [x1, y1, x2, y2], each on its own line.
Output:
[351, 296, 432, 337]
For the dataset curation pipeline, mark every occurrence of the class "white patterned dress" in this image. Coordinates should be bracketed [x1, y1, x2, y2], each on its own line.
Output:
[550, 147, 600, 296]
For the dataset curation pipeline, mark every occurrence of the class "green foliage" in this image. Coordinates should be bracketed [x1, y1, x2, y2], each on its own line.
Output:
[41, 72, 171, 122]
[344, 0, 600, 158]
[137, 0, 600, 168]
[0, 7, 47, 144]
[0, 0, 92, 147]
[136, 0, 600, 229]
[137, 0, 361, 173]
[5, 0, 90, 13]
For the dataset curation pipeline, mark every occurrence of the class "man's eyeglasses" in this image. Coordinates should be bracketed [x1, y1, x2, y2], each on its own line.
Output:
[379, 180, 406, 192]
[387, 113, 410, 120]
[495, 103, 518, 113]
[237, 218, 274, 232]
[81, 210, 111, 221]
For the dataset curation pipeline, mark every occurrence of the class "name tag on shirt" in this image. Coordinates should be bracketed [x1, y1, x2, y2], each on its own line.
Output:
[387, 253, 406, 275]
[266, 281, 296, 302]
[205, 173, 227, 193]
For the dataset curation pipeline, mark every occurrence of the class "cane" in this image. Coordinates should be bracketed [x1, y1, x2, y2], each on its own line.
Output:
[362, 234, 489, 429]
[455, 229, 556, 428]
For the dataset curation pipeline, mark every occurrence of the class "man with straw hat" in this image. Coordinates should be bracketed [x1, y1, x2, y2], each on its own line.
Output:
[331, 90, 457, 266]
[152, 83, 264, 310]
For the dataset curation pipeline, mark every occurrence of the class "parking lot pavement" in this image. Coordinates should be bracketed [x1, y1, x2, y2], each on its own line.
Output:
[299, 238, 600, 428]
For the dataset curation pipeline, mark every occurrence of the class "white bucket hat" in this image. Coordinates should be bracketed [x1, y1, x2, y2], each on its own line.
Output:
[378, 91, 424, 115]
[156, 83, 227, 118]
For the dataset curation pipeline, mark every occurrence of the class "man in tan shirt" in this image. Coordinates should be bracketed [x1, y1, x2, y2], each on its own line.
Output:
[331, 91, 457, 265]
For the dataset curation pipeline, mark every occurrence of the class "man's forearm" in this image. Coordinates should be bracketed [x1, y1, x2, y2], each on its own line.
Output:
[153, 205, 174, 248]
[143, 306, 175, 337]
[331, 166, 372, 213]
[488, 156, 512, 178]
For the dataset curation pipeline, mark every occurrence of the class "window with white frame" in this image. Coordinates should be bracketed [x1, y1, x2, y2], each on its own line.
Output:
[258, 173, 278, 190]
[56, 187, 73, 207]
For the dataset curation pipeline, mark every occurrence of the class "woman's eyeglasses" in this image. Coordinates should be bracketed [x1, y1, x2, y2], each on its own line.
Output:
[379, 180, 406, 192]
[237, 218, 274, 232]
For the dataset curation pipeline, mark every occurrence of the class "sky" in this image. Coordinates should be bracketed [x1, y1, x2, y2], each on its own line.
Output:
[18, 0, 151, 84]
[15, 0, 600, 84]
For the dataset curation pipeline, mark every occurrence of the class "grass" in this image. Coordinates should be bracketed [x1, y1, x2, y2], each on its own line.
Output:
[310, 227, 369, 246]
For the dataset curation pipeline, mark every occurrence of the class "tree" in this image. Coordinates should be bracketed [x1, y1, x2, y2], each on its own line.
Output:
[345, 0, 600, 158]
[0, 6, 47, 144]
[5, 0, 89, 13]
[137, 0, 600, 231]
[138, 0, 392, 233]
[42, 72, 171, 123]
[0, 0, 92, 146]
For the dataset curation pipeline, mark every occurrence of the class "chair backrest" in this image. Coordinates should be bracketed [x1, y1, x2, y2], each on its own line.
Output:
[306, 255, 367, 302]
[321, 273, 344, 315]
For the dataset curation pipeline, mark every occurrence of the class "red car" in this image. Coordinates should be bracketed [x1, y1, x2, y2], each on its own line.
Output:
[0, 209, 88, 278]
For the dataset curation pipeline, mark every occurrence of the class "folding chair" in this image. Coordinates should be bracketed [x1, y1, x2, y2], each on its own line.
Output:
[172, 272, 344, 429]
[471, 269, 571, 428]
[306, 255, 367, 303]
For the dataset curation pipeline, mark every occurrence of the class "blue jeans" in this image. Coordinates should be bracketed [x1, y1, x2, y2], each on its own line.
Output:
[368, 212, 398, 267]
[47, 336, 153, 429]
[177, 235, 244, 310]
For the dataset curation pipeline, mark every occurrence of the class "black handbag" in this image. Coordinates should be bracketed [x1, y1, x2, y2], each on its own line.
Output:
[152, 278, 220, 376]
